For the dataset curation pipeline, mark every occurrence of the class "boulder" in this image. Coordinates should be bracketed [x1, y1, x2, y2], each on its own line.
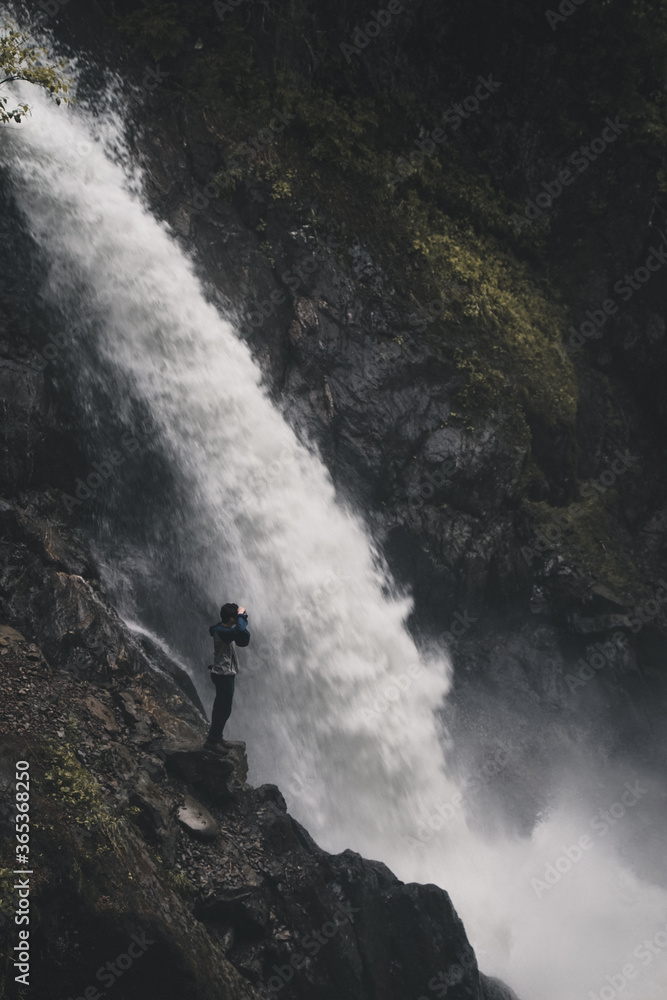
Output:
[83, 693, 119, 732]
[162, 744, 244, 804]
[177, 793, 219, 840]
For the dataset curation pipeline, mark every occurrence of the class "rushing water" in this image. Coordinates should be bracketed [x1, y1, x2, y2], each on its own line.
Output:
[2, 66, 667, 1000]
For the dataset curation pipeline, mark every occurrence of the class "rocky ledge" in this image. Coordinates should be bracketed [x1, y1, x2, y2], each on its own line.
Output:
[0, 495, 518, 1000]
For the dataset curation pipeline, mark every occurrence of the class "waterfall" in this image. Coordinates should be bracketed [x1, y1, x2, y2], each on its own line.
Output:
[2, 66, 667, 1000]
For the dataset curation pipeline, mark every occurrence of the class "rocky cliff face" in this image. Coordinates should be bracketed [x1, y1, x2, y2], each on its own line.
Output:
[0, 123, 519, 998]
[0, 506, 514, 1000]
[8, 0, 667, 711]
[74, 0, 667, 657]
[2, 0, 667, 996]
[104, 0, 667, 803]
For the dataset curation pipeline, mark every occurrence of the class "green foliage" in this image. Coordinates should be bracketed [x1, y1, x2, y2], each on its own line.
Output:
[108, 0, 663, 450]
[148, 850, 197, 899]
[285, 86, 380, 176]
[526, 491, 646, 600]
[388, 188, 577, 425]
[183, 57, 576, 427]
[161, 864, 197, 899]
[42, 740, 121, 847]
[0, 23, 70, 124]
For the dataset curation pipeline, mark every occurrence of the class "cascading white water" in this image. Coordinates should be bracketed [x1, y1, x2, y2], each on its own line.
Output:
[3, 69, 667, 1000]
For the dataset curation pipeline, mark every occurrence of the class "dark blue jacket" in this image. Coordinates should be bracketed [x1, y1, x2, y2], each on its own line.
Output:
[209, 613, 250, 676]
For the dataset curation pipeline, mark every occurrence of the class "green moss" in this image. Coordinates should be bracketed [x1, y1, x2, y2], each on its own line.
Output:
[388, 188, 577, 425]
[189, 72, 577, 428]
[42, 740, 121, 847]
[154, 856, 198, 899]
[111, 0, 666, 476]
[525, 491, 647, 601]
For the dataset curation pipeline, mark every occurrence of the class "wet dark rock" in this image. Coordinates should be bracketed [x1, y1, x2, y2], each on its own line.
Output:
[195, 886, 271, 940]
[0, 615, 520, 1000]
[128, 781, 176, 858]
[163, 744, 240, 804]
[83, 692, 120, 732]
[480, 974, 522, 1000]
[137, 630, 207, 716]
[115, 689, 143, 725]
[8, 5, 667, 998]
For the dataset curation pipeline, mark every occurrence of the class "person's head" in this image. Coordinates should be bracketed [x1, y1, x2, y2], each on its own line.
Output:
[220, 602, 239, 625]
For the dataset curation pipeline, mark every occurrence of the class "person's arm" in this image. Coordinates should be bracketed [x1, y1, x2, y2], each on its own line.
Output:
[234, 612, 250, 647]
[209, 615, 250, 646]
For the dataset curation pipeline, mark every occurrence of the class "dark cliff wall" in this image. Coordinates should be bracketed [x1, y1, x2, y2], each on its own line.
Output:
[29, 0, 667, 797]
[0, 60, 519, 999]
[0, 485, 510, 1000]
[1, 1, 667, 995]
[44, 0, 667, 631]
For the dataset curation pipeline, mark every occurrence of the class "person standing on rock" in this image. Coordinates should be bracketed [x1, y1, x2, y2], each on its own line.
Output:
[203, 602, 250, 752]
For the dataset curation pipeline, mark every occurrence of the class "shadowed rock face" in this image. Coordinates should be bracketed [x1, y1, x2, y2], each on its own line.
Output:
[5, 6, 664, 997]
[0, 261, 516, 997]
[0, 150, 523, 1000]
[0, 613, 515, 1000]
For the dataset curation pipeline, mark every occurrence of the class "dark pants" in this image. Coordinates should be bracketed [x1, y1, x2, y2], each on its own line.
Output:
[207, 674, 235, 743]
